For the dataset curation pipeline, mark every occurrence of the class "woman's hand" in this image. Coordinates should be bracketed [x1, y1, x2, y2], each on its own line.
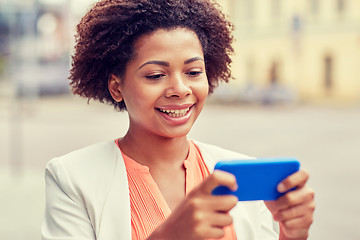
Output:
[148, 170, 238, 240]
[265, 170, 315, 240]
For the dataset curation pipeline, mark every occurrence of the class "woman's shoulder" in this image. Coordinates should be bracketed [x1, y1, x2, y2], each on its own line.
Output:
[45, 140, 121, 190]
[44, 140, 130, 232]
[47, 140, 118, 168]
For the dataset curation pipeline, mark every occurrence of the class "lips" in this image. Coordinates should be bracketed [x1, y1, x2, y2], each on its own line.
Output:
[156, 104, 194, 124]
[158, 107, 190, 117]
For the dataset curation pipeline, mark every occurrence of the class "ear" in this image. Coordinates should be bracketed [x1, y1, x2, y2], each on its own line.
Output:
[108, 74, 123, 102]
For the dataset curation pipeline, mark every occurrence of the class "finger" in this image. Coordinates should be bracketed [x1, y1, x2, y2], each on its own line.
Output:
[201, 170, 238, 195]
[274, 200, 316, 222]
[277, 169, 309, 193]
[280, 214, 313, 231]
[196, 226, 225, 239]
[280, 225, 309, 240]
[275, 187, 315, 210]
[208, 195, 238, 212]
[195, 213, 233, 239]
[208, 212, 234, 228]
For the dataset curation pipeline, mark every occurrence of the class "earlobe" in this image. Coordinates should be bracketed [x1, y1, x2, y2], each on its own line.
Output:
[108, 74, 123, 102]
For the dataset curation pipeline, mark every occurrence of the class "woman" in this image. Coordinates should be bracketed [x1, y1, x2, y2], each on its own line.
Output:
[42, 0, 315, 239]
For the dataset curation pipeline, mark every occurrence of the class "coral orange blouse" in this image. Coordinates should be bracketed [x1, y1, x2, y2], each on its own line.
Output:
[116, 140, 236, 240]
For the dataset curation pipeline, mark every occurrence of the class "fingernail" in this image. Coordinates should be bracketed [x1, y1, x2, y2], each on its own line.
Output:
[277, 183, 286, 193]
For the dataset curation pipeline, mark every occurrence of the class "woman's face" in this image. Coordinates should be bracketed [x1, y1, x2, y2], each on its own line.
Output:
[112, 28, 209, 139]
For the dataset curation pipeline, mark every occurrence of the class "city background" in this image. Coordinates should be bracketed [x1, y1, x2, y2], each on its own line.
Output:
[0, 0, 359, 239]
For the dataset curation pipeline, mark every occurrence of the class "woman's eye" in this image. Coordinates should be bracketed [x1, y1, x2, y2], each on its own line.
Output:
[186, 71, 203, 77]
[145, 74, 165, 80]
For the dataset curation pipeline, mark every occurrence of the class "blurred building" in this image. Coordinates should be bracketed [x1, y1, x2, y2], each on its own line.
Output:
[1, 0, 359, 103]
[219, 0, 360, 104]
[0, 0, 98, 97]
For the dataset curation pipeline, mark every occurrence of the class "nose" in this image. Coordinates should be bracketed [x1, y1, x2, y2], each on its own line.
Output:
[165, 73, 192, 98]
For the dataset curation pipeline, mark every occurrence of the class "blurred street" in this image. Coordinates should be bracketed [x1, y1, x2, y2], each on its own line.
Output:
[0, 94, 359, 240]
[1, 0, 360, 239]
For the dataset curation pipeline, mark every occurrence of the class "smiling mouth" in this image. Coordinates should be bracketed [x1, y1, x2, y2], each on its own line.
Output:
[157, 107, 191, 118]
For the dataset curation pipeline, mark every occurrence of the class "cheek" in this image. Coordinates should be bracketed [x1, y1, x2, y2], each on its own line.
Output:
[123, 87, 161, 116]
[196, 81, 210, 101]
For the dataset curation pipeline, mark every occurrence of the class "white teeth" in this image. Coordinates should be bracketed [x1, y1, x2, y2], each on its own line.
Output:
[159, 107, 190, 117]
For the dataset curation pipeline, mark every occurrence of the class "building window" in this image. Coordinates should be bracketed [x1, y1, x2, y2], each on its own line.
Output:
[337, 0, 345, 13]
[269, 61, 279, 84]
[324, 55, 333, 91]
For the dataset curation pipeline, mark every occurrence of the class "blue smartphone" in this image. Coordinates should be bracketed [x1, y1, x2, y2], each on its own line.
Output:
[212, 158, 300, 201]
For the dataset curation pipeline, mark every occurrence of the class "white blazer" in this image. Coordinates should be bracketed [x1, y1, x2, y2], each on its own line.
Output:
[42, 140, 279, 240]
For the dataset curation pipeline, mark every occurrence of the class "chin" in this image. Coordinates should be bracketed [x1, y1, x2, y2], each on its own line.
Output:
[159, 128, 192, 140]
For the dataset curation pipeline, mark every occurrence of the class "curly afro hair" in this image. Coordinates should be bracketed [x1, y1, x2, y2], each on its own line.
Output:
[69, 0, 234, 111]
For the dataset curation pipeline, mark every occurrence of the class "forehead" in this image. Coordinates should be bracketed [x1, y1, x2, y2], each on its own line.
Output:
[132, 28, 204, 59]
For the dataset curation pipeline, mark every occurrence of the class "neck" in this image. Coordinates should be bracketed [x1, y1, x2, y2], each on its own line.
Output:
[118, 129, 190, 169]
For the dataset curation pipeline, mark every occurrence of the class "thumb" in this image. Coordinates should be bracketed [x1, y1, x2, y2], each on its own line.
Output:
[200, 170, 238, 195]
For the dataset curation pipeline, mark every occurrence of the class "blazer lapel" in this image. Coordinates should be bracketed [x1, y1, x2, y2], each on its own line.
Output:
[96, 143, 132, 239]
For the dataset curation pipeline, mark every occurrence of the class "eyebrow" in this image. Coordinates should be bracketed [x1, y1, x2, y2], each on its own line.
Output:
[138, 57, 204, 70]
[138, 60, 169, 70]
[184, 57, 204, 65]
